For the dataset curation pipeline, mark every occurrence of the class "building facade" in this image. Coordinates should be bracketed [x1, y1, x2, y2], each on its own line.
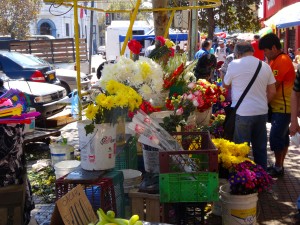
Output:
[29, 2, 101, 54]
[262, 0, 300, 53]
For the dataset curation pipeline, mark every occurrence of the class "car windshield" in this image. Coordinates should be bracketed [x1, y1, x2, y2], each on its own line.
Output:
[3, 52, 42, 67]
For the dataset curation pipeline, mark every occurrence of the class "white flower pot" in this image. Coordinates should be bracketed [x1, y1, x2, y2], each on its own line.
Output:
[77, 121, 117, 170]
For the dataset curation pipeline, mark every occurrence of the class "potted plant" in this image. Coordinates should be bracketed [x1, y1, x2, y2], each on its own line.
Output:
[220, 160, 273, 225]
[78, 80, 142, 171]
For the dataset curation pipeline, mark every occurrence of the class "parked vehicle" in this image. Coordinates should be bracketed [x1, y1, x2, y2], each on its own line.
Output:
[105, 20, 152, 60]
[0, 51, 60, 85]
[24, 54, 91, 94]
[97, 45, 106, 57]
[0, 74, 67, 119]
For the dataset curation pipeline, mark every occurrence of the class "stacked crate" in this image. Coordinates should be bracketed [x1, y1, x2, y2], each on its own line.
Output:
[55, 169, 125, 217]
[159, 131, 219, 224]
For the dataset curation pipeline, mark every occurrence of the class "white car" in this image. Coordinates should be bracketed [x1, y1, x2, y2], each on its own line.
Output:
[1, 75, 68, 119]
[24, 54, 91, 94]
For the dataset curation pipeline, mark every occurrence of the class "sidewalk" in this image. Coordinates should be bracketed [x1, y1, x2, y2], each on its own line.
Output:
[30, 122, 300, 225]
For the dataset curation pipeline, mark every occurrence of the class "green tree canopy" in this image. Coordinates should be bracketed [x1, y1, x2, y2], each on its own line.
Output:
[199, 0, 261, 37]
[0, 0, 42, 39]
[170, 0, 261, 38]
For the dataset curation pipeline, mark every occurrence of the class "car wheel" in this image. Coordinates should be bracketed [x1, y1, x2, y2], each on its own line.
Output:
[60, 81, 71, 94]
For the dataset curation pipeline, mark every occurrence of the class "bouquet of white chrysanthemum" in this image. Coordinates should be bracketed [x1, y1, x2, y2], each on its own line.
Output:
[99, 56, 164, 101]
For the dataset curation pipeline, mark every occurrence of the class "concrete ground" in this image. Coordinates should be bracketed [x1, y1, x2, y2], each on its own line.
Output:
[28, 121, 300, 225]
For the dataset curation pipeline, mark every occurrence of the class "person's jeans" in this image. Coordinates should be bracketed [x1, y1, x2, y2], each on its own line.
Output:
[234, 114, 268, 170]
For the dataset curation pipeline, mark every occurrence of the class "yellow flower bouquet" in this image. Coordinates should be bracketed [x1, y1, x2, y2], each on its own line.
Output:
[84, 80, 142, 135]
[212, 138, 252, 169]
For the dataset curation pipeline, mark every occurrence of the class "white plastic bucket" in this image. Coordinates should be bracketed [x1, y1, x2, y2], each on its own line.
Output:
[54, 160, 80, 179]
[220, 184, 258, 225]
[212, 178, 229, 216]
[50, 143, 75, 166]
[77, 121, 117, 171]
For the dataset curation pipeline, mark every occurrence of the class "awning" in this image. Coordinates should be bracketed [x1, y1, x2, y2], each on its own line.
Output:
[258, 27, 273, 37]
[264, 2, 300, 29]
[119, 33, 188, 43]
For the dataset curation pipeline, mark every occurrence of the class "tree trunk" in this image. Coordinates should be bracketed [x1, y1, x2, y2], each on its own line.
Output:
[207, 8, 215, 40]
[152, 0, 169, 36]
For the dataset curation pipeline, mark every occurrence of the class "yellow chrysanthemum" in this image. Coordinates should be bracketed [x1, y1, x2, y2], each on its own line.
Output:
[106, 80, 119, 94]
[85, 104, 98, 120]
[95, 93, 107, 105]
[140, 62, 151, 79]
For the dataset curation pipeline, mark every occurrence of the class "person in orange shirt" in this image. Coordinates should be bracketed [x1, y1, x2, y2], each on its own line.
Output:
[251, 34, 265, 61]
[259, 33, 296, 177]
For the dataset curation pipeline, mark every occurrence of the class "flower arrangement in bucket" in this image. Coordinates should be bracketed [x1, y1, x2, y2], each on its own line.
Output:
[212, 138, 251, 178]
[99, 56, 164, 102]
[84, 80, 143, 135]
[228, 160, 273, 195]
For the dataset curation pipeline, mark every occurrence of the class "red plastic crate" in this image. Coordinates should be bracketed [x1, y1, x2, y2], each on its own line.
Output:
[159, 131, 218, 173]
[55, 175, 117, 214]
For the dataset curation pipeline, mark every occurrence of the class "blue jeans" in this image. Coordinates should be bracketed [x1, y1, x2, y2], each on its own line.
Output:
[234, 114, 268, 170]
[269, 113, 290, 151]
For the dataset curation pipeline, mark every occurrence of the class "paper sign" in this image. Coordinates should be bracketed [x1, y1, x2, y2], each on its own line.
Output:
[50, 185, 97, 225]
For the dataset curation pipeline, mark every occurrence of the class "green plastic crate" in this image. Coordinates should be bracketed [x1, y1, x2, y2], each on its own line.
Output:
[115, 135, 138, 170]
[159, 172, 219, 203]
[104, 170, 125, 218]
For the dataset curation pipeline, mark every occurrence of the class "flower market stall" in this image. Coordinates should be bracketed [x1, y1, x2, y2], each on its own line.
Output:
[27, 0, 278, 224]
[0, 89, 41, 224]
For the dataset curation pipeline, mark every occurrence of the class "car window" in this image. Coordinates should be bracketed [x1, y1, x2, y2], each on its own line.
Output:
[3, 52, 41, 67]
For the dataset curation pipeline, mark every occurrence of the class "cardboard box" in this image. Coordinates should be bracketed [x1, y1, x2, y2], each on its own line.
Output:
[0, 181, 26, 225]
[50, 185, 98, 225]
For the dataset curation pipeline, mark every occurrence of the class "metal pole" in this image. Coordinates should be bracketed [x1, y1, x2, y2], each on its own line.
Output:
[120, 0, 141, 55]
[88, 1, 95, 75]
[189, 0, 198, 60]
[74, 0, 82, 120]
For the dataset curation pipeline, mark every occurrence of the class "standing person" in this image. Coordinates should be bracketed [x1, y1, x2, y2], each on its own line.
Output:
[289, 68, 300, 136]
[251, 34, 265, 61]
[194, 40, 211, 59]
[259, 33, 296, 177]
[193, 41, 216, 81]
[223, 42, 276, 170]
[219, 53, 235, 102]
[215, 39, 228, 63]
[294, 48, 300, 64]
[288, 48, 295, 61]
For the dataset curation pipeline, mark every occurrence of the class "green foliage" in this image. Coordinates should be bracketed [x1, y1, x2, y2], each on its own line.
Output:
[169, 0, 261, 38]
[28, 166, 56, 203]
[198, 0, 261, 37]
[0, 0, 42, 39]
[104, 1, 151, 22]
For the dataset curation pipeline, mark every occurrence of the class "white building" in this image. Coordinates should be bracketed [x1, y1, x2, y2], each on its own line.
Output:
[29, 2, 101, 54]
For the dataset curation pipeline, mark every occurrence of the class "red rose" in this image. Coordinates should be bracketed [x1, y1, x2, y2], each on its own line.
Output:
[128, 40, 143, 54]
[156, 36, 166, 46]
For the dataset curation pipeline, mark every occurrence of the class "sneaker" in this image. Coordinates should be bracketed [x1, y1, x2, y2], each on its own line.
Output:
[267, 166, 284, 177]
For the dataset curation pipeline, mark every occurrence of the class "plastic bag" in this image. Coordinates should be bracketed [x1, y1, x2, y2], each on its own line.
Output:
[290, 132, 300, 147]
[71, 91, 79, 118]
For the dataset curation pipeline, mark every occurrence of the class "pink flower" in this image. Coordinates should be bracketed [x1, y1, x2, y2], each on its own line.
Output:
[149, 135, 160, 145]
[134, 124, 145, 134]
[176, 107, 183, 115]
[188, 82, 196, 89]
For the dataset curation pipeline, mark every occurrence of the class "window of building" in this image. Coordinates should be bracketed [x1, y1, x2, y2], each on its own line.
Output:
[40, 22, 51, 35]
[66, 23, 70, 36]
